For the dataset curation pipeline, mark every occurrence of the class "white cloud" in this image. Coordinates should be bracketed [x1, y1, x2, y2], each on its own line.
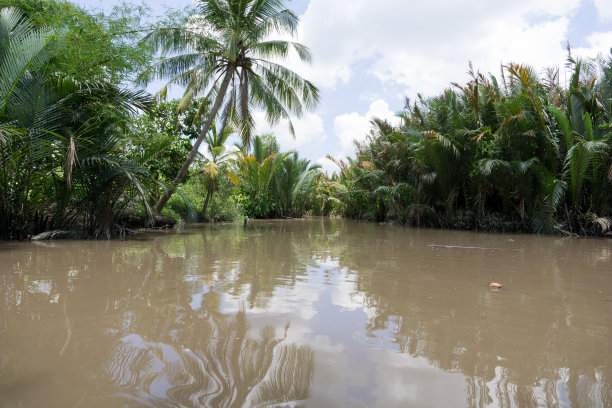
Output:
[574, 31, 612, 58]
[316, 156, 339, 175]
[286, 0, 607, 97]
[594, 0, 612, 21]
[334, 99, 400, 157]
[359, 92, 381, 102]
[253, 111, 326, 151]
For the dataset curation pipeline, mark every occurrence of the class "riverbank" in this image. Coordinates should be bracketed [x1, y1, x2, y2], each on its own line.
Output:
[342, 210, 612, 238]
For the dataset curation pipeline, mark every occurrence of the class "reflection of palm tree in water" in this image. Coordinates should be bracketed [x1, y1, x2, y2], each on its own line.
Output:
[100, 310, 314, 407]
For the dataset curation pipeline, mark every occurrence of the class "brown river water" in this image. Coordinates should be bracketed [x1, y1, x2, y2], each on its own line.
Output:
[0, 218, 611, 407]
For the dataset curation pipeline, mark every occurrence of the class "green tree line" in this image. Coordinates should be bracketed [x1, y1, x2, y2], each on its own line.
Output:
[0, 4, 155, 239]
[324, 58, 612, 236]
[2, 0, 611, 239]
[0, 0, 321, 239]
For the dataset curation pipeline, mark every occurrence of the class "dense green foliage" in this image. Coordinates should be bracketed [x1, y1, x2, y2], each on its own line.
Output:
[125, 98, 208, 204]
[0, 6, 158, 239]
[234, 135, 320, 218]
[326, 58, 612, 236]
[0, 0, 320, 239]
[1, 0, 610, 239]
[149, 132, 320, 221]
[0, 0, 155, 83]
[139, 0, 320, 213]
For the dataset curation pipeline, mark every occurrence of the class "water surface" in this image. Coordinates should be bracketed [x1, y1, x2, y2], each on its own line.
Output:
[1, 219, 611, 407]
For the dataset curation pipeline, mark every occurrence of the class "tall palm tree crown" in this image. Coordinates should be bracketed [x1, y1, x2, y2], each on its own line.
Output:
[140, 0, 320, 213]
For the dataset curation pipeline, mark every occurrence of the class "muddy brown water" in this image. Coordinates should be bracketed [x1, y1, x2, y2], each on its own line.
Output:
[0, 218, 611, 407]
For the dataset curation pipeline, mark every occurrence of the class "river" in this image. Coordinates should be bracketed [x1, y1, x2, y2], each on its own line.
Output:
[1, 218, 611, 407]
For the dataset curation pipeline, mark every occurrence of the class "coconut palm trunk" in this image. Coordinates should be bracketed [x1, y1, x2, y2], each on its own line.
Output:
[200, 182, 214, 219]
[153, 68, 234, 214]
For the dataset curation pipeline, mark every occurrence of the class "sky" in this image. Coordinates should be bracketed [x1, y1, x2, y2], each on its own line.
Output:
[74, 0, 612, 173]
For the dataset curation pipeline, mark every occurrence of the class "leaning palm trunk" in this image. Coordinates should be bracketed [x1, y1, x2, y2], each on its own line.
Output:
[153, 68, 234, 214]
[200, 182, 214, 219]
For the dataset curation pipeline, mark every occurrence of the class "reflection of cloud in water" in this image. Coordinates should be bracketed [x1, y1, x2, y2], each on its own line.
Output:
[97, 311, 315, 407]
[328, 271, 377, 324]
[314, 256, 379, 332]
[27, 280, 52, 296]
[188, 285, 210, 311]
[306, 344, 467, 407]
[220, 281, 320, 321]
[315, 256, 340, 268]
[218, 256, 379, 325]
[373, 350, 465, 407]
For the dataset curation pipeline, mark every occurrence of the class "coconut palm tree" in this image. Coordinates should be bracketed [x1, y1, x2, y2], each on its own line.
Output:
[198, 123, 238, 219]
[139, 0, 320, 214]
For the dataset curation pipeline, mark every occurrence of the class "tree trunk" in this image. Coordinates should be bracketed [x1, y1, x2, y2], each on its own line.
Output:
[199, 120, 228, 221]
[153, 67, 234, 214]
[94, 191, 114, 239]
[200, 182, 214, 220]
